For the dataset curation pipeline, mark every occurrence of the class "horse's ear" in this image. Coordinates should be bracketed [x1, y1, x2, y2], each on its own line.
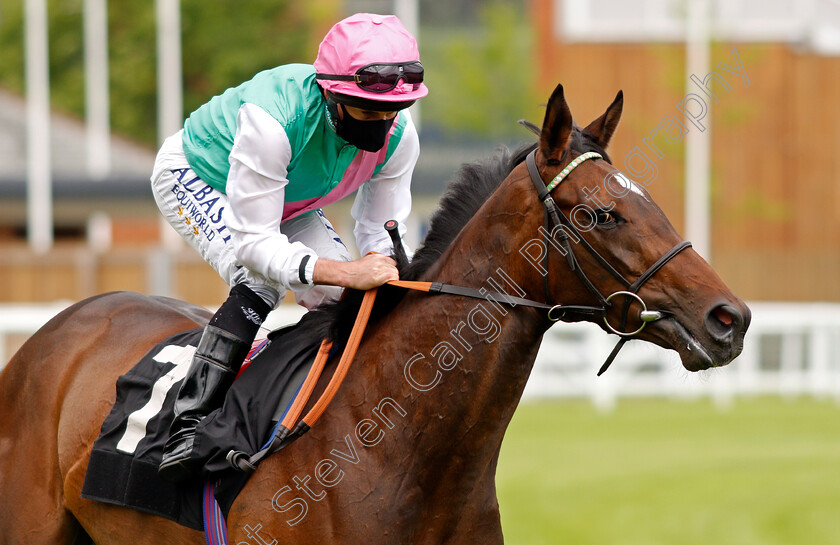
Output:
[582, 90, 623, 149]
[539, 84, 573, 163]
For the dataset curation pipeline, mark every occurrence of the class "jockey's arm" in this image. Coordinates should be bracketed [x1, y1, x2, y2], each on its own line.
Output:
[313, 113, 419, 291]
[225, 103, 400, 292]
[312, 254, 398, 290]
[350, 109, 418, 259]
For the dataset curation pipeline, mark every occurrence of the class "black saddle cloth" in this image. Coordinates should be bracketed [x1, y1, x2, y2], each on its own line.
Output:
[81, 321, 320, 529]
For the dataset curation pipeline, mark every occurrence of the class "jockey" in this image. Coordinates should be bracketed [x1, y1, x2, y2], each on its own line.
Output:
[150, 12, 428, 483]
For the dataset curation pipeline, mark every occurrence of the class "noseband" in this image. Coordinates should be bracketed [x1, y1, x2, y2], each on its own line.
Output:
[525, 149, 692, 374]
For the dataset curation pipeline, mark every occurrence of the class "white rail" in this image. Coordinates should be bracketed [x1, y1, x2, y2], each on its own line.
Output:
[525, 302, 840, 409]
[0, 303, 306, 371]
[2, 302, 839, 411]
[0, 302, 73, 365]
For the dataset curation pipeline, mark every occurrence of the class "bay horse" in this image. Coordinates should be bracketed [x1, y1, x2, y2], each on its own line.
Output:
[0, 85, 749, 544]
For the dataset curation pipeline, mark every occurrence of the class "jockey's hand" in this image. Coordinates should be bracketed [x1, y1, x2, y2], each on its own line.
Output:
[312, 254, 399, 291]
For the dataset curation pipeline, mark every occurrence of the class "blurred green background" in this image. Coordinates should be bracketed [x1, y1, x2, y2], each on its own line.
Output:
[498, 397, 840, 545]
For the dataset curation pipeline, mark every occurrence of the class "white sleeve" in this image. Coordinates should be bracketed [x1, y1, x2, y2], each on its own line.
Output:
[351, 110, 418, 258]
[224, 103, 318, 289]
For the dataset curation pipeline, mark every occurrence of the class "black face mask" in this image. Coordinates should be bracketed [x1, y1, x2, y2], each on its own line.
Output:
[326, 98, 395, 152]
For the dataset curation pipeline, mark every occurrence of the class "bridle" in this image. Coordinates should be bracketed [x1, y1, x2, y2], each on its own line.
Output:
[319, 148, 691, 377]
[524, 149, 692, 374]
[378, 148, 691, 374]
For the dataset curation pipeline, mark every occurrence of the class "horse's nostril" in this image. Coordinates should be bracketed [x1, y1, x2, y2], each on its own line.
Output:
[705, 304, 740, 341]
[713, 307, 733, 327]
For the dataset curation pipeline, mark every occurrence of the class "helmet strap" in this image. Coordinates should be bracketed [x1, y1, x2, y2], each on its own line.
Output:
[324, 94, 343, 133]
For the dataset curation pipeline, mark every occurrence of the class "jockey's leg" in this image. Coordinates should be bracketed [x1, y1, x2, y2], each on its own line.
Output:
[151, 132, 290, 481]
[158, 283, 275, 482]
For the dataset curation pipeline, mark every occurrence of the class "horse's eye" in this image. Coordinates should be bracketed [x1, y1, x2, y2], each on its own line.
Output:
[595, 209, 616, 225]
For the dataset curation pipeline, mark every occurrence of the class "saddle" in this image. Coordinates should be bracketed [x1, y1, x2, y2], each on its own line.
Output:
[81, 320, 321, 529]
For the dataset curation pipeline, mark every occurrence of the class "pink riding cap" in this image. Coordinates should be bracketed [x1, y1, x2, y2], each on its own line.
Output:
[314, 13, 429, 103]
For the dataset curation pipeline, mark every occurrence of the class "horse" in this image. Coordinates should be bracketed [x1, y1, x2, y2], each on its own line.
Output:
[0, 84, 749, 544]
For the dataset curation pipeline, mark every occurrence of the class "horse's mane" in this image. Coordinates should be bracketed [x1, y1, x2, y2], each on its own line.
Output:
[287, 126, 609, 348]
[400, 142, 537, 282]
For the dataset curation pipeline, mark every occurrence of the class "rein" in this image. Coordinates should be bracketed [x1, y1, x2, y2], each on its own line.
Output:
[227, 288, 378, 472]
[227, 149, 691, 472]
[227, 276, 592, 473]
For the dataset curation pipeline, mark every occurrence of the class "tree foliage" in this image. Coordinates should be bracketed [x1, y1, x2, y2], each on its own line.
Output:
[0, 0, 536, 143]
[419, 1, 538, 139]
[0, 0, 335, 145]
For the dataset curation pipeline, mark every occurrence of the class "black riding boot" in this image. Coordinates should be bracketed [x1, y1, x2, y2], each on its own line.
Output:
[158, 284, 271, 483]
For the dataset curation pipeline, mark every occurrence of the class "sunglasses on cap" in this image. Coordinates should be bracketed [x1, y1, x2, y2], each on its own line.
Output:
[316, 61, 424, 93]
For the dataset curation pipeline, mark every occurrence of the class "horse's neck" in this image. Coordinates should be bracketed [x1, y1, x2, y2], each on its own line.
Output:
[245, 183, 550, 537]
[348, 190, 548, 491]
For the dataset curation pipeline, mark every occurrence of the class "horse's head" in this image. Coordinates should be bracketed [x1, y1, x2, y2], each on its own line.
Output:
[524, 84, 749, 371]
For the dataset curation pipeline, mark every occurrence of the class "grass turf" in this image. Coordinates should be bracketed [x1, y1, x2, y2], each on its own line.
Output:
[496, 397, 840, 545]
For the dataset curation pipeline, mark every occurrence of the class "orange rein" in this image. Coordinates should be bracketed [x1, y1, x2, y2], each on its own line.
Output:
[230, 279, 434, 472]
[279, 280, 431, 432]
